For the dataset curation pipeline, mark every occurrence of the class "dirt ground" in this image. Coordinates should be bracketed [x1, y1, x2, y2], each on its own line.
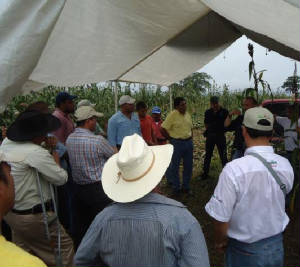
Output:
[160, 129, 300, 267]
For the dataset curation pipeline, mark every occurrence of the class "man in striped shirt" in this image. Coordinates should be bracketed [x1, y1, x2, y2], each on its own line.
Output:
[66, 106, 115, 249]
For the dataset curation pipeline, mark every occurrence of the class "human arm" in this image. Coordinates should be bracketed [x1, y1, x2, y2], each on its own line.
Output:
[27, 148, 68, 186]
[107, 117, 118, 149]
[205, 166, 237, 253]
[178, 222, 210, 267]
[224, 109, 241, 127]
[213, 219, 229, 253]
[99, 136, 117, 158]
[151, 125, 158, 145]
[160, 127, 171, 140]
[75, 217, 106, 266]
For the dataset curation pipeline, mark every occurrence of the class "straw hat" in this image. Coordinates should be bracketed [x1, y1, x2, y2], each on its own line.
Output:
[102, 134, 173, 203]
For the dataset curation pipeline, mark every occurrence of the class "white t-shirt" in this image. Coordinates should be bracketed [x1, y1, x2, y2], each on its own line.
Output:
[205, 146, 294, 243]
[276, 116, 299, 151]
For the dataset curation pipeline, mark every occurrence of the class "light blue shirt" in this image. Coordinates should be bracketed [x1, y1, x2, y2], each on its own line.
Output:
[107, 111, 141, 147]
[75, 193, 210, 267]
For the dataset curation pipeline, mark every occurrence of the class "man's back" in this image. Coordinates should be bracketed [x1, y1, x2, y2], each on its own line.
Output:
[206, 146, 294, 243]
[75, 193, 209, 267]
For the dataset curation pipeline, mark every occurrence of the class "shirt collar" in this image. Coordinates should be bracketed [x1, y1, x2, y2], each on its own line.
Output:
[133, 193, 186, 208]
[75, 127, 94, 135]
[245, 145, 274, 155]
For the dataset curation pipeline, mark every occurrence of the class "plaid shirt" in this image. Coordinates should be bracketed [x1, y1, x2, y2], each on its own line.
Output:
[66, 128, 114, 184]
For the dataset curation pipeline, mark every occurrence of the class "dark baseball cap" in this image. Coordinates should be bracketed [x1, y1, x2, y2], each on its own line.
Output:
[55, 92, 77, 106]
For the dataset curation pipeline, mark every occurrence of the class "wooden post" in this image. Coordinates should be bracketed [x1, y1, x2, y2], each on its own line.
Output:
[114, 80, 118, 112]
[169, 86, 172, 110]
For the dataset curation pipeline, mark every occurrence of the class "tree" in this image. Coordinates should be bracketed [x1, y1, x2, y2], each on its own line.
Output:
[178, 72, 212, 93]
[282, 75, 300, 94]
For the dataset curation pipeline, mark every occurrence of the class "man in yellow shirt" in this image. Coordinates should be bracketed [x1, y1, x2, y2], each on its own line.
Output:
[161, 97, 193, 197]
[0, 150, 46, 267]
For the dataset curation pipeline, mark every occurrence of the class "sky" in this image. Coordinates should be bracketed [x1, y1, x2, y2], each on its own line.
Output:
[199, 35, 299, 92]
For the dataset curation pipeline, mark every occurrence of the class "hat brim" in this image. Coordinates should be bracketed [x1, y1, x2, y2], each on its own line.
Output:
[7, 114, 61, 142]
[102, 144, 173, 203]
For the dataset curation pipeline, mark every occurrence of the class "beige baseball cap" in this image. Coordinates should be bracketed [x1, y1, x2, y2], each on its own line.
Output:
[119, 95, 135, 106]
[77, 99, 96, 108]
[75, 106, 104, 122]
[243, 107, 274, 131]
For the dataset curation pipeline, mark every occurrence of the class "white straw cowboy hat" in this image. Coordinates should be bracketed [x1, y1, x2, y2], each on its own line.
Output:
[102, 134, 173, 203]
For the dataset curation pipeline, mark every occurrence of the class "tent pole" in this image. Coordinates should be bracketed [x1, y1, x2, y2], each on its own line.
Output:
[169, 86, 173, 110]
[114, 80, 118, 112]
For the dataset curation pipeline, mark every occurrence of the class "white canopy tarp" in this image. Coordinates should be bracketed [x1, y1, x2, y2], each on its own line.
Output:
[0, 0, 299, 111]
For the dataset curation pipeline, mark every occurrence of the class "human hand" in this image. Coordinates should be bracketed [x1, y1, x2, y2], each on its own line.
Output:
[230, 109, 241, 116]
[45, 136, 58, 150]
[1, 126, 7, 139]
[214, 240, 227, 253]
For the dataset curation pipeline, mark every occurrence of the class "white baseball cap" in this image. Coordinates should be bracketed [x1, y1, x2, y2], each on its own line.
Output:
[77, 99, 96, 108]
[102, 134, 173, 203]
[243, 107, 274, 131]
[119, 95, 135, 106]
[75, 106, 104, 122]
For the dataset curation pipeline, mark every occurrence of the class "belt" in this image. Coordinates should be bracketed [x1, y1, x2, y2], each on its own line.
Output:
[171, 137, 192, 141]
[12, 201, 53, 215]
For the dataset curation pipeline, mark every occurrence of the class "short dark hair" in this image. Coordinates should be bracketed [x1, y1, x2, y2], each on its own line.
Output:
[0, 162, 8, 185]
[136, 101, 147, 111]
[174, 97, 185, 108]
[76, 120, 87, 127]
[245, 127, 273, 138]
[210, 96, 219, 104]
[244, 96, 257, 105]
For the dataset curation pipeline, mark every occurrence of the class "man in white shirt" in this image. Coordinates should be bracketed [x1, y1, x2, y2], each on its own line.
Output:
[205, 107, 294, 267]
[275, 104, 299, 161]
[1, 111, 74, 266]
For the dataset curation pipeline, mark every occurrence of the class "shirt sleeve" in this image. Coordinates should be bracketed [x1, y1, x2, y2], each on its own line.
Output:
[161, 112, 173, 131]
[75, 217, 104, 266]
[107, 117, 117, 147]
[178, 222, 210, 267]
[276, 116, 285, 126]
[26, 148, 68, 186]
[98, 136, 115, 158]
[205, 166, 237, 222]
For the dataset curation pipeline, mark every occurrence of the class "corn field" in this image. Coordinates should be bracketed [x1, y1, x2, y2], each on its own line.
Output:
[0, 82, 288, 129]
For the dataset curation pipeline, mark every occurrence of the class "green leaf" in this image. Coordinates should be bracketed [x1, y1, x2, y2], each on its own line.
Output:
[249, 61, 254, 81]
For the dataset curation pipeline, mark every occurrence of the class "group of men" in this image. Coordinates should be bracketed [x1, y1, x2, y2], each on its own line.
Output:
[0, 91, 297, 267]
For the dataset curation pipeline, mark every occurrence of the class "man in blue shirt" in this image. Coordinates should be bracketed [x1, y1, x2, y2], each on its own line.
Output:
[107, 95, 141, 150]
[75, 134, 209, 267]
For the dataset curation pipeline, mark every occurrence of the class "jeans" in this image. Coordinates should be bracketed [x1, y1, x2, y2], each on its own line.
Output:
[203, 134, 227, 175]
[226, 233, 283, 267]
[166, 139, 193, 191]
[232, 149, 244, 160]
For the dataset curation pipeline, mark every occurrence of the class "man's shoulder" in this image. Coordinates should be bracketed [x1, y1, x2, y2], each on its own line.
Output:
[0, 237, 46, 267]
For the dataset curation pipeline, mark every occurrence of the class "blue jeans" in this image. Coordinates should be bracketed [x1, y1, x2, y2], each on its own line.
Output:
[166, 139, 193, 191]
[232, 149, 244, 160]
[226, 233, 283, 267]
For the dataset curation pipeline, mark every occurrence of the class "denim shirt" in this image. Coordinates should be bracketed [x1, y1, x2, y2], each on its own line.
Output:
[75, 193, 209, 267]
[107, 111, 141, 147]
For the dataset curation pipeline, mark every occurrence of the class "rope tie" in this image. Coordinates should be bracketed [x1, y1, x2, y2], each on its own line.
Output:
[116, 151, 155, 184]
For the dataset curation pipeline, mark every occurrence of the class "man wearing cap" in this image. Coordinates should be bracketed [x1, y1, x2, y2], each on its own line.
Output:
[66, 106, 115, 249]
[161, 97, 193, 196]
[151, 106, 167, 145]
[0, 150, 47, 267]
[0, 111, 74, 266]
[52, 91, 77, 144]
[77, 99, 106, 136]
[205, 107, 294, 267]
[75, 134, 209, 267]
[224, 96, 257, 159]
[107, 95, 141, 150]
[202, 96, 229, 179]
